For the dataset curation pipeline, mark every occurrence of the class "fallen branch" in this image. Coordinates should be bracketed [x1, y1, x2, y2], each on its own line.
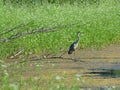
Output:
[10, 49, 24, 59]
[0, 26, 61, 43]
[0, 22, 87, 43]
[29, 56, 85, 62]
[0, 22, 30, 36]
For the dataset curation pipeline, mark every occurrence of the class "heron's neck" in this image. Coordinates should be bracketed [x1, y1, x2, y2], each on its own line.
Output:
[77, 35, 80, 42]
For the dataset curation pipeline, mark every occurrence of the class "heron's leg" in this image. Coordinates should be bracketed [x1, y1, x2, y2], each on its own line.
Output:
[73, 51, 75, 60]
[74, 51, 77, 62]
[69, 52, 75, 60]
[71, 54, 72, 60]
[70, 53, 73, 60]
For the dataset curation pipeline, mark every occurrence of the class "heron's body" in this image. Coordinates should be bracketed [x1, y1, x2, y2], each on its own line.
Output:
[68, 40, 78, 54]
[68, 32, 81, 54]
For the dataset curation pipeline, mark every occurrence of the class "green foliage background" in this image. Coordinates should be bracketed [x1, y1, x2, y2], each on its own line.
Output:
[0, 0, 120, 59]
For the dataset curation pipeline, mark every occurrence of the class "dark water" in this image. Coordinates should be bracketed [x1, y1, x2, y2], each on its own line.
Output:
[88, 63, 120, 78]
[44, 58, 120, 78]
[88, 69, 120, 78]
[81, 86, 120, 90]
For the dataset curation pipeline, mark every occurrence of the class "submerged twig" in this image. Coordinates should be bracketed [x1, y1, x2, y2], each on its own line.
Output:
[10, 49, 24, 59]
[29, 56, 84, 62]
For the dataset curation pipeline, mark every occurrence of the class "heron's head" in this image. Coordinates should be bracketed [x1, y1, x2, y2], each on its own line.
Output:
[77, 31, 84, 36]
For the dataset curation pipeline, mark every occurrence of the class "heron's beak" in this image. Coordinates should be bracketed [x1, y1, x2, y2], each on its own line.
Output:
[81, 32, 84, 34]
[80, 32, 84, 36]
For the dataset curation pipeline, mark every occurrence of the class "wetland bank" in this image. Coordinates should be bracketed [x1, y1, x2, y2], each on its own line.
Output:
[0, 0, 120, 89]
[3, 44, 120, 90]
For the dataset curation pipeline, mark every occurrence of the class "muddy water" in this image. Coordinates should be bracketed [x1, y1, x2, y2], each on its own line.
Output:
[40, 44, 120, 88]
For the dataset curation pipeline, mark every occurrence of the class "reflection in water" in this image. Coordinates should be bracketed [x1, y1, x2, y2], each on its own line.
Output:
[80, 86, 120, 90]
[88, 69, 120, 78]
[82, 69, 120, 89]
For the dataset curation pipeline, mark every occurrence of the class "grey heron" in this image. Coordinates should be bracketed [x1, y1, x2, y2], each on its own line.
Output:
[68, 31, 83, 54]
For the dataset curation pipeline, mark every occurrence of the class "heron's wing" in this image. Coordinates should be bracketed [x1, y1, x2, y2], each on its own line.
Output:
[69, 42, 75, 51]
[68, 43, 74, 54]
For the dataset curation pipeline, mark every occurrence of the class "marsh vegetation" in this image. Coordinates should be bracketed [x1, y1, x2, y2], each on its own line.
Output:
[0, 0, 120, 89]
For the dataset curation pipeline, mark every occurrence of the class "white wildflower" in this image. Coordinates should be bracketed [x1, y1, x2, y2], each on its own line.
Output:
[55, 76, 61, 80]
[76, 77, 80, 81]
[75, 74, 82, 77]
[36, 64, 40, 67]
[1, 64, 7, 68]
[4, 70, 9, 76]
[34, 77, 38, 80]
[51, 64, 55, 67]
[0, 60, 4, 63]
[56, 84, 60, 89]
[9, 83, 19, 90]
[112, 86, 116, 88]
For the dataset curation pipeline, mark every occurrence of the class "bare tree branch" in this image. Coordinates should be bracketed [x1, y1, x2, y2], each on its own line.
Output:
[0, 21, 90, 43]
[0, 23, 78, 43]
[0, 22, 30, 36]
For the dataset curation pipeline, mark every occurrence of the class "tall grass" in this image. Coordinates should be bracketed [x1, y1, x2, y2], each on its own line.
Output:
[3, 0, 102, 5]
[0, 0, 120, 59]
[0, 1, 120, 89]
